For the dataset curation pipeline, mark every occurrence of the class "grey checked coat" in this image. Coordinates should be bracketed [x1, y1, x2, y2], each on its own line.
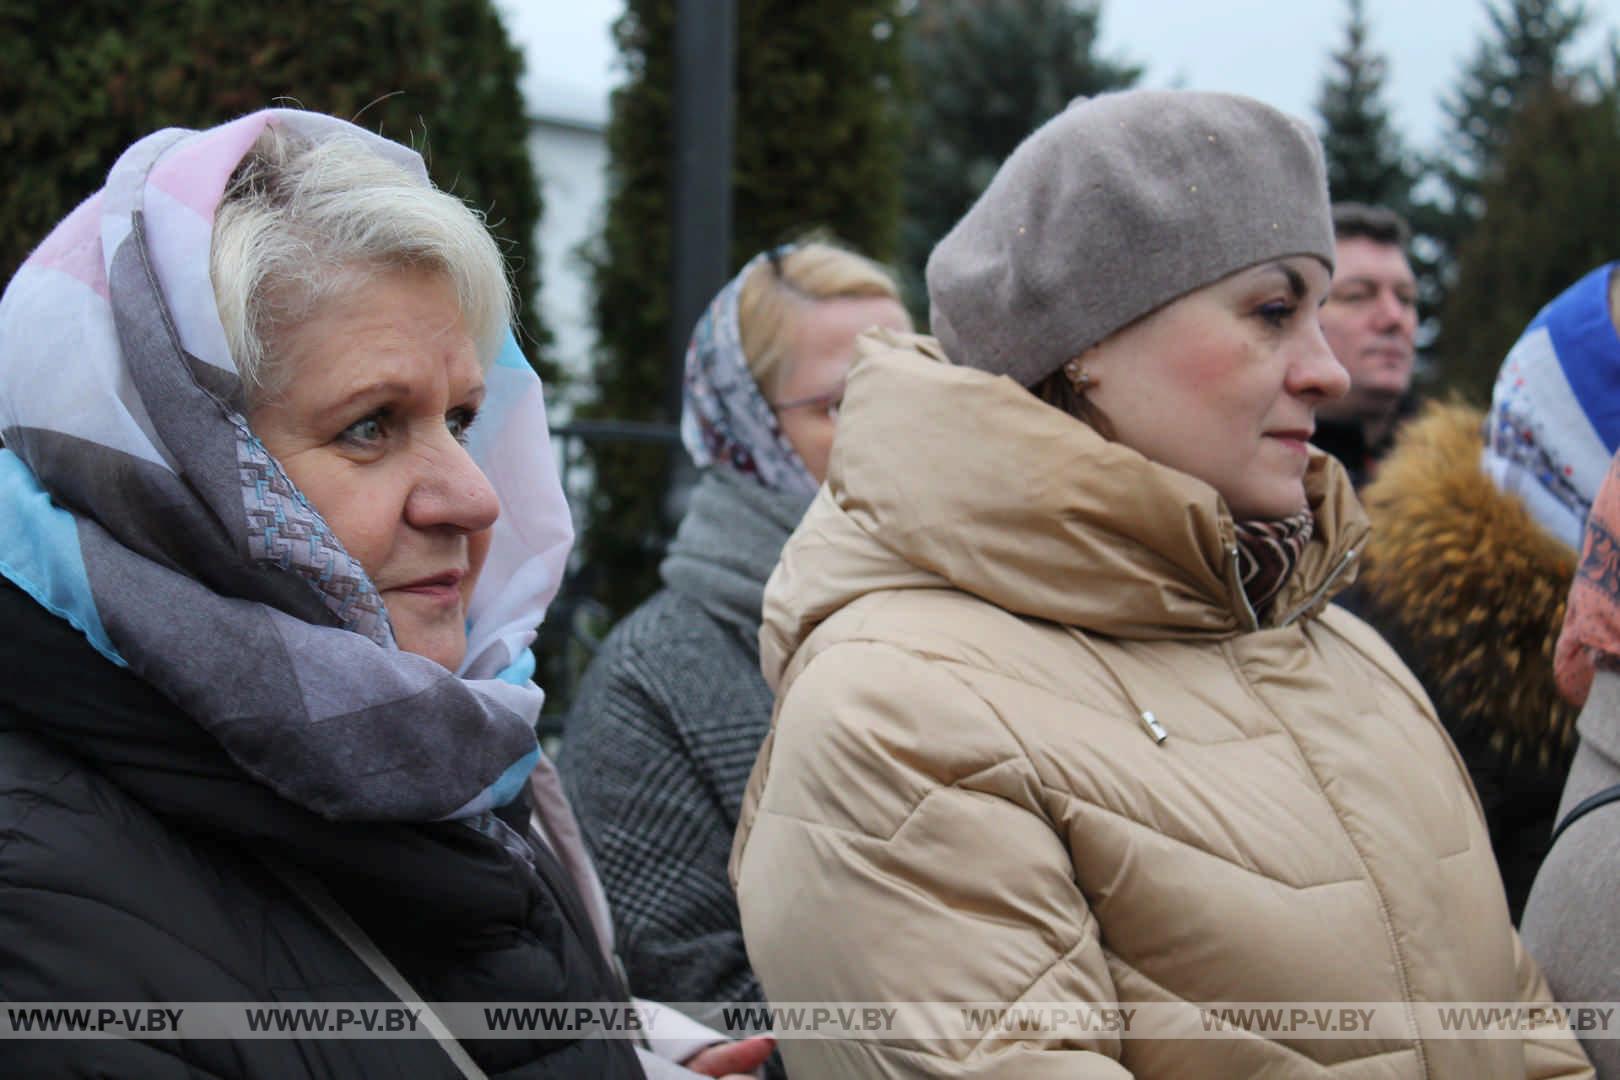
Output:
[560, 470, 807, 1046]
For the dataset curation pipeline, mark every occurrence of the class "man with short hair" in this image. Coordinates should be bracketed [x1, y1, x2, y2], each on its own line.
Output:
[1314, 203, 1419, 487]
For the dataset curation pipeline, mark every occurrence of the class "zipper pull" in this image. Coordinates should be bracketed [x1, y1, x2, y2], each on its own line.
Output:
[1140, 710, 1169, 745]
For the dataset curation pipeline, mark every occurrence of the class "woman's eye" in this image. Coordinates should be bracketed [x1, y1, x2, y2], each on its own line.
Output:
[1259, 302, 1296, 328]
[447, 407, 479, 445]
[339, 412, 387, 446]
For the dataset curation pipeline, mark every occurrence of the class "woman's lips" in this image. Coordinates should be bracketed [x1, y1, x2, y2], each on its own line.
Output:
[390, 571, 465, 604]
[1268, 431, 1313, 455]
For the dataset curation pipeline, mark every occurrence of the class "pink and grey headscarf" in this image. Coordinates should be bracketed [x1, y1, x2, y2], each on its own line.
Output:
[0, 110, 573, 825]
[679, 246, 820, 498]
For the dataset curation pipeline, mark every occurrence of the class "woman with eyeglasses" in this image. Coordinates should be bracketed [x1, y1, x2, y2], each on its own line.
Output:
[728, 91, 1593, 1078]
[560, 242, 911, 1046]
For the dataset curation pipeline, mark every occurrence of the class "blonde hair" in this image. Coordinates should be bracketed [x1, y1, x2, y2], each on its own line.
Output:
[737, 241, 904, 398]
[211, 123, 512, 403]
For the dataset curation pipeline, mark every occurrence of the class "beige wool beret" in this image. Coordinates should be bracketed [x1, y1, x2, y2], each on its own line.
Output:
[926, 90, 1335, 386]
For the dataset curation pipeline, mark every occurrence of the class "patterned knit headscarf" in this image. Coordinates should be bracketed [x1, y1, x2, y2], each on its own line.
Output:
[1482, 263, 1620, 552]
[679, 246, 820, 498]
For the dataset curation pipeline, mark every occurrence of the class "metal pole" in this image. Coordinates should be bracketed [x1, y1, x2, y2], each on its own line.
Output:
[669, 0, 736, 420]
[665, 0, 736, 522]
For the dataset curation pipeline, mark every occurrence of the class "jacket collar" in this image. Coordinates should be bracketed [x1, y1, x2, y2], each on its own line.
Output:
[761, 332, 1366, 686]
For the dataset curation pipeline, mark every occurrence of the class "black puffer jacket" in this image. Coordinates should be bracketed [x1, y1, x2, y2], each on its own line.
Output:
[0, 578, 644, 1079]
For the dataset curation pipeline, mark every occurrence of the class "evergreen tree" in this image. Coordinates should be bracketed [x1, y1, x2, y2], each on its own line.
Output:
[1424, 0, 1590, 380]
[1315, 0, 1416, 211]
[1439, 79, 1620, 401]
[899, 0, 1139, 313]
[1441, 0, 1590, 215]
[0, 0, 549, 371]
[580, 0, 907, 618]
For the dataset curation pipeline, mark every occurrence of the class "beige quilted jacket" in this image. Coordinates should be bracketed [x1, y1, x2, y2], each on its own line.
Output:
[730, 332, 1592, 1079]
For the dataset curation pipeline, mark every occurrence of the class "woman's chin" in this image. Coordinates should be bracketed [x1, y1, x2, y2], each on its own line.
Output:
[387, 605, 470, 671]
[1227, 486, 1309, 522]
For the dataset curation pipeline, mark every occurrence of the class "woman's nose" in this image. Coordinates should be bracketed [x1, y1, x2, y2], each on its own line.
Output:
[406, 430, 501, 534]
[1296, 321, 1351, 401]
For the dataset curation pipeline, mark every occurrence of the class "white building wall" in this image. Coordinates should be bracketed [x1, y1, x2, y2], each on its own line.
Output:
[528, 116, 608, 420]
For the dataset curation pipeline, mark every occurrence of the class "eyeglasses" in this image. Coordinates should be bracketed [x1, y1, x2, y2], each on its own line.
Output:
[770, 386, 843, 420]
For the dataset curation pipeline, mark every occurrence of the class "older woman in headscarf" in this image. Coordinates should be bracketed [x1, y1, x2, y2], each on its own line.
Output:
[0, 110, 766, 1080]
[728, 91, 1593, 1078]
[561, 243, 910, 1037]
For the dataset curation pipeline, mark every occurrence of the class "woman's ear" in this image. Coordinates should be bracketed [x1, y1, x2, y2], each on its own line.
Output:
[1062, 356, 1092, 392]
[1067, 343, 1110, 390]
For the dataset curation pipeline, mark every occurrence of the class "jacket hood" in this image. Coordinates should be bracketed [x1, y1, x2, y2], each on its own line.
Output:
[1359, 401, 1579, 766]
[760, 331, 1367, 688]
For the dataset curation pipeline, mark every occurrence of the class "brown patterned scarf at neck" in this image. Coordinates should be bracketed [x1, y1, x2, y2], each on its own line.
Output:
[1234, 511, 1315, 620]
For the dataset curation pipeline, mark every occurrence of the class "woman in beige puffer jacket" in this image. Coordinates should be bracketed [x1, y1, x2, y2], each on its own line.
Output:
[729, 90, 1592, 1080]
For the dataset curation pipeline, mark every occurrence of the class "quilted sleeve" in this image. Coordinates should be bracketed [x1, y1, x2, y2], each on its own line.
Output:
[733, 641, 1133, 1079]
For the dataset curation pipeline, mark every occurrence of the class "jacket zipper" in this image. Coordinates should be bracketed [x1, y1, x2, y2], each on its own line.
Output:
[1225, 546, 1261, 632]
[1278, 549, 1359, 628]
[1227, 546, 1359, 631]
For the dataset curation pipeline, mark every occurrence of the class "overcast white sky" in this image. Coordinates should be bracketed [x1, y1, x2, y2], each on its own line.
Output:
[496, 0, 1620, 152]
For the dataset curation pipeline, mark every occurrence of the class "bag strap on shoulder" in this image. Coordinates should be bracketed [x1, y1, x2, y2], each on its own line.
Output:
[262, 855, 488, 1080]
[1549, 781, 1620, 850]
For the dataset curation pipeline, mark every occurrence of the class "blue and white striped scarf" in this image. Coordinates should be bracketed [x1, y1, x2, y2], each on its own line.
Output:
[0, 110, 574, 825]
[1483, 262, 1620, 552]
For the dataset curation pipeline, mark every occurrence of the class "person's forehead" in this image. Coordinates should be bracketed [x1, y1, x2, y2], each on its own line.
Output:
[1332, 237, 1415, 281]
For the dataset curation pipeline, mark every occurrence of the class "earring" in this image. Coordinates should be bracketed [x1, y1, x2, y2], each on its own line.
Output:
[1063, 357, 1092, 391]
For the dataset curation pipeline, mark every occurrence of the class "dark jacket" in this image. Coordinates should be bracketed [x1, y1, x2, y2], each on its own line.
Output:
[1347, 402, 1579, 921]
[1312, 394, 1419, 489]
[0, 577, 644, 1079]
[561, 470, 806, 1039]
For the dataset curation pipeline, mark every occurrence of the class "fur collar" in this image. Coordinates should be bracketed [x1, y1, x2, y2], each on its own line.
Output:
[1359, 402, 1578, 767]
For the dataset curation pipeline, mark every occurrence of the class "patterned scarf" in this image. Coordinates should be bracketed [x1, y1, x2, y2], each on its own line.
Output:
[0, 110, 574, 825]
[679, 246, 820, 497]
[1234, 511, 1315, 619]
[1556, 452, 1620, 706]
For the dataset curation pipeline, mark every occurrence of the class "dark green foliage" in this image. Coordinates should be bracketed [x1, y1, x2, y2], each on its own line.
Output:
[1316, 0, 1417, 212]
[0, 0, 551, 371]
[898, 0, 1139, 315]
[1440, 0, 1589, 213]
[1438, 81, 1620, 401]
[1423, 0, 1590, 378]
[581, 0, 908, 618]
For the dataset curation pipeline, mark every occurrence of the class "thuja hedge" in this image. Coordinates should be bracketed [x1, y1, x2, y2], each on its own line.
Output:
[0, 0, 551, 372]
[580, 0, 908, 618]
